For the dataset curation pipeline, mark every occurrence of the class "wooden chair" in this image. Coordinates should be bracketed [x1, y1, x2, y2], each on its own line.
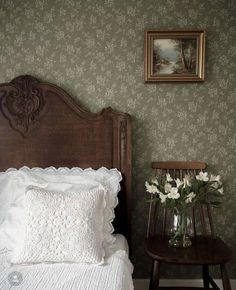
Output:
[145, 161, 232, 290]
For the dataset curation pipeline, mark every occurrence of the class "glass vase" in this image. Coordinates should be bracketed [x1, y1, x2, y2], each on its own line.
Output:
[168, 207, 193, 248]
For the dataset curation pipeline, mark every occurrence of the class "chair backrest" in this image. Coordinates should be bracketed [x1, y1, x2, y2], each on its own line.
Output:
[147, 161, 216, 239]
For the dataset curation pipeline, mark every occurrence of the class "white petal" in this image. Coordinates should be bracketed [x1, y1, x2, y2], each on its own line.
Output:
[218, 187, 224, 194]
[151, 178, 159, 186]
[166, 173, 173, 182]
[175, 178, 184, 188]
[164, 183, 172, 193]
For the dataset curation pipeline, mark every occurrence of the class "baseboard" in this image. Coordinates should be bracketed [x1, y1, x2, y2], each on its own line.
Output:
[133, 279, 236, 290]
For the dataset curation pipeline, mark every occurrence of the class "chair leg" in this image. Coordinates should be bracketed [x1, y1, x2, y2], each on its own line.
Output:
[149, 260, 161, 290]
[220, 264, 231, 290]
[202, 265, 210, 288]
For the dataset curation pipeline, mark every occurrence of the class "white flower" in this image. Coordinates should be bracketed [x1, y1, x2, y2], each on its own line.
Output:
[210, 174, 221, 182]
[218, 187, 224, 195]
[164, 182, 172, 193]
[196, 171, 209, 182]
[211, 178, 222, 189]
[183, 175, 191, 187]
[145, 181, 159, 194]
[211, 182, 220, 189]
[175, 178, 184, 188]
[167, 187, 180, 199]
[185, 192, 196, 203]
[159, 192, 168, 203]
[166, 173, 173, 182]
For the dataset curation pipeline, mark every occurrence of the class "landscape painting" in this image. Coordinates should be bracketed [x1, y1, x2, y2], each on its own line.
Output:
[153, 38, 197, 75]
[145, 31, 205, 82]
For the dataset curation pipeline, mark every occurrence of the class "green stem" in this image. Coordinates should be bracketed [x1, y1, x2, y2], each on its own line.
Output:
[172, 210, 187, 240]
[169, 208, 192, 248]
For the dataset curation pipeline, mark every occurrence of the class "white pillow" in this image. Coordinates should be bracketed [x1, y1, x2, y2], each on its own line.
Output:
[0, 167, 122, 253]
[12, 186, 106, 264]
[0, 171, 44, 252]
[0, 171, 25, 224]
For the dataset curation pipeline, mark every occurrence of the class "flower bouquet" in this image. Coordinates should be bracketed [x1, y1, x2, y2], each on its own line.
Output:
[145, 171, 223, 247]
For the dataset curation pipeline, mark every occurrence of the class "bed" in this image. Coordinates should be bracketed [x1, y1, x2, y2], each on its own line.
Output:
[0, 75, 133, 290]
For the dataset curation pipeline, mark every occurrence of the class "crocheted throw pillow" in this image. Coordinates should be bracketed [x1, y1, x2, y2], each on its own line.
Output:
[12, 186, 106, 264]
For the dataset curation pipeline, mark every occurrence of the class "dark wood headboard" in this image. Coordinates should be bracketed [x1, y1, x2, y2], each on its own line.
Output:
[0, 75, 132, 243]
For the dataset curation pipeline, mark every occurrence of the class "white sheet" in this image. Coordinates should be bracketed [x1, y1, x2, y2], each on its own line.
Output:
[0, 234, 134, 290]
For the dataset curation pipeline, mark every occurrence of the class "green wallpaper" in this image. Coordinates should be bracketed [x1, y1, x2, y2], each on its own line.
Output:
[0, 0, 235, 279]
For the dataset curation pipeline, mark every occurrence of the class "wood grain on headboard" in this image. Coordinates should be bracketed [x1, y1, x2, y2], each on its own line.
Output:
[0, 75, 132, 242]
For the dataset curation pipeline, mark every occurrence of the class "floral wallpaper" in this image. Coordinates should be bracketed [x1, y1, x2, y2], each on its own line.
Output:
[0, 0, 235, 279]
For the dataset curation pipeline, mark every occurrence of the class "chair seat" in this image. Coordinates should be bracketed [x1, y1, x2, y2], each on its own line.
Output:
[145, 235, 232, 265]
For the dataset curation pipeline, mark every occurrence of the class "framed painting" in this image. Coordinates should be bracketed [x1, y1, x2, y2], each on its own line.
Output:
[145, 30, 205, 82]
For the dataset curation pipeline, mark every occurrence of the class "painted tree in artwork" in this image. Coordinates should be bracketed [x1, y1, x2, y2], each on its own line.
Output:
[171, 39, 196, 73]
[153, 44, 161, 71]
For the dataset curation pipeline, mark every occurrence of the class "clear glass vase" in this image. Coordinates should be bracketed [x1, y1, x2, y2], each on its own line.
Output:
[168, 207, 193, 248]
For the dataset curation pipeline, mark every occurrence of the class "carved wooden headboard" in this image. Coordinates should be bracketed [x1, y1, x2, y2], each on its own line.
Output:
[0, 75, 132, 242]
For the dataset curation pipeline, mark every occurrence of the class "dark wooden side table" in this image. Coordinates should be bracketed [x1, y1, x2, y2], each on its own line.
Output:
[145, 235, 232, 290]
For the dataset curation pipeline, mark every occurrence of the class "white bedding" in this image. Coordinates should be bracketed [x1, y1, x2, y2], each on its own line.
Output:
[0, 234, 133, 290]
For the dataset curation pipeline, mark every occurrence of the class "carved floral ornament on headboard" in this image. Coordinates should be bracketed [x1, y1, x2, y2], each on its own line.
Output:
[0, 75, 47, 137]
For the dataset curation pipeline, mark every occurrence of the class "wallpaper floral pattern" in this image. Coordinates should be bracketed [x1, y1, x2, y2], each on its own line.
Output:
[0, 0, 235, 279]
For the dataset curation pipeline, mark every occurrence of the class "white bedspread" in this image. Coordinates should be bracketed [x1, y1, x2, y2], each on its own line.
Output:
[0, 234, 134, 290]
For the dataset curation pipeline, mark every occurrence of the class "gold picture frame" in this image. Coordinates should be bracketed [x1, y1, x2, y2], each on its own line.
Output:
[145, 30, 205, 82]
